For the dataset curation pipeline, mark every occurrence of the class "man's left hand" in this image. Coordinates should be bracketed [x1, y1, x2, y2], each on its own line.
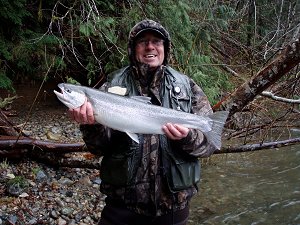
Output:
[162, 123, 189, 140]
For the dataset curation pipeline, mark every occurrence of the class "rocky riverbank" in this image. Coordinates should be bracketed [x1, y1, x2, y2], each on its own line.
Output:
[1, 106, 105, 225]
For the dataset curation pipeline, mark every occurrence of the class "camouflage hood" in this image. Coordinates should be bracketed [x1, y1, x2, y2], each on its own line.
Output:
[128, 19, 171, 66]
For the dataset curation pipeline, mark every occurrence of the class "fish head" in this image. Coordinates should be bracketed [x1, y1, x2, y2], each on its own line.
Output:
[53, 83, 86, 109]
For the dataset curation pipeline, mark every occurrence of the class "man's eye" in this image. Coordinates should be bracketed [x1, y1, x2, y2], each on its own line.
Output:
[152, 39, 160, 44]
[139, 39, 147, 44]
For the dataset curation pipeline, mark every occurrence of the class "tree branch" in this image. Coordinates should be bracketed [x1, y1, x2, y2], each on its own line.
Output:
[218, 137, 300, 153]
[260, 91, 300, 104]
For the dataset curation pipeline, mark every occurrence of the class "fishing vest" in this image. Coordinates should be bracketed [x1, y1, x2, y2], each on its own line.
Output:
[100, 66, 200, 192]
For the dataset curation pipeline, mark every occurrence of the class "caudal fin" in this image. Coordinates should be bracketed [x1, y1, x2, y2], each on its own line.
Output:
[205, 111, 229, 150]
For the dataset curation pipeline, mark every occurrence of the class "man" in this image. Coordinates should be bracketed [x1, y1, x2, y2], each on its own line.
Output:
[70, 19, 218, 225]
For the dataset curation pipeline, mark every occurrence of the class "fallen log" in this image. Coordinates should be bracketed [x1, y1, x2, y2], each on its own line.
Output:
[0, 136, 85, 152]
[0, 135, 102, 168]
[218, 137, 300, 154]
[0, 135, 86, 159]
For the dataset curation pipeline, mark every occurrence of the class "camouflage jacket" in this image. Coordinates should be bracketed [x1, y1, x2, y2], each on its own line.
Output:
[80, 65, 217, 216]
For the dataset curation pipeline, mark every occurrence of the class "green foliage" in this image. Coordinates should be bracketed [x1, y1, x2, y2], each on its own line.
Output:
[0, 0, 66, 89]
[185, 54, 232, 104]
[0, 70, 13, 91]
[0, 0, 30, 26]
[0, 38, 12, 61]
[0, 0, 296, 103]
[0, 0, 234, 102]
[66, 77, 81, 85]
[7, 176, 29, 189]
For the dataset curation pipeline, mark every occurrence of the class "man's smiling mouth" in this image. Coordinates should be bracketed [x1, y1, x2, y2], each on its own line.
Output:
[144, 54, 156, 58]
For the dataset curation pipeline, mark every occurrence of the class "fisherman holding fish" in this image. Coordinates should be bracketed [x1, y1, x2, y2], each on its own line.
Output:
[64, 20, 226, 225]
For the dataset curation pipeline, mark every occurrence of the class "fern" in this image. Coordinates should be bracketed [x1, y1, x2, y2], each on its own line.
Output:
[0, 71, 14, 91]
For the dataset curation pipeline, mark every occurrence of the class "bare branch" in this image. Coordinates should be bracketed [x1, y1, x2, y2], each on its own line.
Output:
[260, 91, 300, 104]
[219, 137, 300, 153]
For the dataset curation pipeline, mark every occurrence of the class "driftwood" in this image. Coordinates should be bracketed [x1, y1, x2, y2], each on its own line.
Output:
[0, 135, 102, 168]
[0, 136, 85, 152]
[0, 135, 85, 158]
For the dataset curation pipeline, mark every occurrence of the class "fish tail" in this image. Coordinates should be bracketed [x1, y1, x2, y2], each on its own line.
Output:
[205, 111, 229, 150]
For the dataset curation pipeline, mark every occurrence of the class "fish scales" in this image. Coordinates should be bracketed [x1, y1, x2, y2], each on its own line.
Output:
[87, 88, 211, 134]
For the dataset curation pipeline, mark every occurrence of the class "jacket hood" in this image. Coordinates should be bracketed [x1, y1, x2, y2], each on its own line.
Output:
[128, 19, 171, 66]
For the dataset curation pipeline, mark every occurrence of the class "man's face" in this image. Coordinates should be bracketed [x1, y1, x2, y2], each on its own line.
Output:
[135, 32, 165, 69]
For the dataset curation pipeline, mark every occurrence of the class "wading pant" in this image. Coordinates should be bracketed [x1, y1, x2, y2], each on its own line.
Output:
[99, 200, 189, 225]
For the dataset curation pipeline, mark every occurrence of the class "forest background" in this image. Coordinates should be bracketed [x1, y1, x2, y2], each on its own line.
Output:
[0, 0, 299, 151]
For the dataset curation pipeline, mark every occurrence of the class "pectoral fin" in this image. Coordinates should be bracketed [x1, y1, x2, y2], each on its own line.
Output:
[126, 132, 139, 143]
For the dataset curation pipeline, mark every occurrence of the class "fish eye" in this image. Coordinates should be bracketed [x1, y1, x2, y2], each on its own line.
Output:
[66, 88, 71, 93]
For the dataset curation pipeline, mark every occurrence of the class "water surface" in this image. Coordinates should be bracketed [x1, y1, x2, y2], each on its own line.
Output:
[189, 144, 300, 225]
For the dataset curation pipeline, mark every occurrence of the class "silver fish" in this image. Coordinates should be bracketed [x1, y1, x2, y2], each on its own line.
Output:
[54, 83, 228, 149]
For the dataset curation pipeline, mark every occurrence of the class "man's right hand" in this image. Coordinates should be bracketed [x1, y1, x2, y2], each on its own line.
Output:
[69, 98, 95, 124]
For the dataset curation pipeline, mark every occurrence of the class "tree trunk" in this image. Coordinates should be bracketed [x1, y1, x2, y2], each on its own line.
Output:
[217, 37, 300, 118]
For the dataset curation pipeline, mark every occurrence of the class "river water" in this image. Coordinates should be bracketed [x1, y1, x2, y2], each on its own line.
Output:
[189, 143, 300, 225]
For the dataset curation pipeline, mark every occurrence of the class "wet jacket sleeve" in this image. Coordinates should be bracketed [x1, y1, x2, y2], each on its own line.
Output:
[170, 78, 219, 157]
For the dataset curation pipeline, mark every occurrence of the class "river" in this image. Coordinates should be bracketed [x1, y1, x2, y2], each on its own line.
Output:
[189, 142, 300, 225]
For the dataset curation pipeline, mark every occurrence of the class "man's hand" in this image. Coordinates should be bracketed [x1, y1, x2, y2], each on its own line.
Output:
[162, 123, 189, 140]
[68, 98, 95, 124]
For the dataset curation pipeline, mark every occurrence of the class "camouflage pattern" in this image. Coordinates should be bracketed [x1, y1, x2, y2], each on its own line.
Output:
[80, 20, 217, 217]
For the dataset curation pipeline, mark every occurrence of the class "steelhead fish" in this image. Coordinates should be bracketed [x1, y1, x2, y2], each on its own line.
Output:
[54, 83, 228, 149]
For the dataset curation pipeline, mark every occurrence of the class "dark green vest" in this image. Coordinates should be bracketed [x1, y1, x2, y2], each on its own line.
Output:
[100, 66, 200, 192]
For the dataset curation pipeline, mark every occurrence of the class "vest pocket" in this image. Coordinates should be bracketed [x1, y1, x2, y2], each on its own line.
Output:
[100, 141, 141, 186]
[101, 153, 129, 186]
[169, 158, 200, 192]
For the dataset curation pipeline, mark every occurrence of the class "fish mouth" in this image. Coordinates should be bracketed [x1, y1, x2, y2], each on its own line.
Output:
[53, 87, 65, 100]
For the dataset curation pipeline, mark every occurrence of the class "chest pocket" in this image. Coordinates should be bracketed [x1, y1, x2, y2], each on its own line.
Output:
[169, 82, 191, 113]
